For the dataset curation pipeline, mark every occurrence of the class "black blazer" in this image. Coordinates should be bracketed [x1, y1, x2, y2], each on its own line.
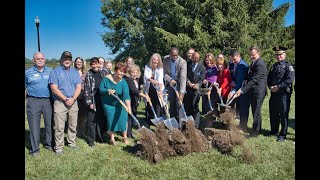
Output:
[124, 76, 141, 109]
[186, 61, 206, 92]
[242, 57, 268, 98]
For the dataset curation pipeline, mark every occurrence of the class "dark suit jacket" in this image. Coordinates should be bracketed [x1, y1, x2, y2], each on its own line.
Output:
[123, 76, 141, 111]
[186, 61, 206, 92]
[241, 57, 268, 97]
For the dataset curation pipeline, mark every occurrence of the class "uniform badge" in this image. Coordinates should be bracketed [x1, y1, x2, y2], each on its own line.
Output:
[289, 66, 294, 71]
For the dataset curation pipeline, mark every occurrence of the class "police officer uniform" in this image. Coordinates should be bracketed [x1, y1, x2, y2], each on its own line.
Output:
[267, 46, 295, 142]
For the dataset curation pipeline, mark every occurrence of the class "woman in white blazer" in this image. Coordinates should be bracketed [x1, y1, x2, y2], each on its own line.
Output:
[143, 53, 164, 127]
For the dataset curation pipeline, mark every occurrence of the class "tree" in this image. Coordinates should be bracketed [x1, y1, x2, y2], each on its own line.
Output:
[100, 0, 294, 69]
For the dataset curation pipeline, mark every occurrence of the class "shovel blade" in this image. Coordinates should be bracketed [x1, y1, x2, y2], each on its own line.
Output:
[151, 117, 165, 126]
[218, 103, 231, 109]
[137, 126, 155, 134]
[163, 117, 179, 130]
[179, 115, 194, 128]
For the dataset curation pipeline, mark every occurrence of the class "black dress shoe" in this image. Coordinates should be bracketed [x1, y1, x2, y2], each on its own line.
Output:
[276, 136, 286, 142]
[267, 132, 277, 137]
[44, 145, 53, 151]
[247, 132, 259, 138]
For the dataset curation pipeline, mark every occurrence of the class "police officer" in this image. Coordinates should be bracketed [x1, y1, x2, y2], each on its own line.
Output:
[267, 46, 295, 142]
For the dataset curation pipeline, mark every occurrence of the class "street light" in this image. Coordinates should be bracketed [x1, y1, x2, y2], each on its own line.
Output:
[34, 16, 40, 52]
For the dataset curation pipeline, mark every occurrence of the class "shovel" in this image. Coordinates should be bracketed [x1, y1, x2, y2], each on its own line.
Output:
[171, 84, 194, 128]
[143, 92, 165, 126]
[212, 82, 232, 109]
[155, 85, 179, 130]
[203, 84, 214, 115]
[109, 92, 153, 134]
[195, 87, 211, 96]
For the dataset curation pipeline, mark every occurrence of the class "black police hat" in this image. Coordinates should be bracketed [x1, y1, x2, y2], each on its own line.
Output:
[272, 46, 288, 55]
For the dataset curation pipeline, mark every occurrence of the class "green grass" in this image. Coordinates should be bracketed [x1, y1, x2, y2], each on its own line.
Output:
[25, 92, 295, 180]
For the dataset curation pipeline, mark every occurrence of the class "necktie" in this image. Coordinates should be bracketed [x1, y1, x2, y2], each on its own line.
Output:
[248, 61, 254, 74]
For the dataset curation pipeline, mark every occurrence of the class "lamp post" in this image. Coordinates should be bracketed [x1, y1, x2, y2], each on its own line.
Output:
[34, 16, 40, 52]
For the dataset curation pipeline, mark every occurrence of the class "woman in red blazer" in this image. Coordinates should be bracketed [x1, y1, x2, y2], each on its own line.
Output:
[216, 56, 232, 113]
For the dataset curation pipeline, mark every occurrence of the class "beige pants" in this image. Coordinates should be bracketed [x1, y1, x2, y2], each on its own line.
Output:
[53, 100, 78, 150]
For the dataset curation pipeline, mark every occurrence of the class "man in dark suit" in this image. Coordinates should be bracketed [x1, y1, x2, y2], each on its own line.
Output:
[163, 47, 187, 120]
[184, 52, 206, 128]
[235, 45, 268, 137]
[228, 49, 249, 130]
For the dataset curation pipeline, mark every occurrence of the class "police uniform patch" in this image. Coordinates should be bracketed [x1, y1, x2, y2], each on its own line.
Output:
[289, 65, 294, 71]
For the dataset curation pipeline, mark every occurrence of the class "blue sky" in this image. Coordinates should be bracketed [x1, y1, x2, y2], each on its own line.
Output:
[25, 0, 295, 60]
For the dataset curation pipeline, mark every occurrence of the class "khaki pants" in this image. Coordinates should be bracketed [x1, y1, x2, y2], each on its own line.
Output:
[53, 100, 78, 150]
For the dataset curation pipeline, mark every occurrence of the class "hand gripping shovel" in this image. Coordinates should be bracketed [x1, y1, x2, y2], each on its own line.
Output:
[155, 85, 179, 130]
[203, 84, 215, 116]
[212, 82, 231, 109]
[144, 93, 164, 126]
[171, 84, 194, 128]
[109, 93, 153, 134]
[224, 93, 238, 108]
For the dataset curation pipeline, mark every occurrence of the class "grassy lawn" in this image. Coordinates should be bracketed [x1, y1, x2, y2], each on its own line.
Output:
[25, 92, 295, 179]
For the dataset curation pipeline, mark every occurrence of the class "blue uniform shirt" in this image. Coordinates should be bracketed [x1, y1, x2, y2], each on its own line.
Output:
[25, 65, 52, 98]
[48, 65, 81, 100]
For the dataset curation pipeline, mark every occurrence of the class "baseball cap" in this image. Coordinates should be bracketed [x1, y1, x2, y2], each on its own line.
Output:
[60, 51, 73, 59]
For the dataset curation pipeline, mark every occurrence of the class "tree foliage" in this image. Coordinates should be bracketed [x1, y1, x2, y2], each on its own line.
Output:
[100, 0, 294, 69]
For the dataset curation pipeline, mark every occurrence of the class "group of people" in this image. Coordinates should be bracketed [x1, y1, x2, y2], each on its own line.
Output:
[25, 45, 294, 156]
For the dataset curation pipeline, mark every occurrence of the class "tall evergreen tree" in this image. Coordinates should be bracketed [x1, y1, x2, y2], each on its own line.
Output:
[100, 0, 294, 69]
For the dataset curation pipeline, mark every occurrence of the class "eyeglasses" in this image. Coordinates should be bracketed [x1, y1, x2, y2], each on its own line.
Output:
[34, 58, 45, 61]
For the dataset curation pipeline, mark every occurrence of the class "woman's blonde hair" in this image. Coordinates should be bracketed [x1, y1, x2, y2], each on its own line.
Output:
[126, 64, 141, 79]
[148, 53, 163, 68]
[203, 53, 216, 67]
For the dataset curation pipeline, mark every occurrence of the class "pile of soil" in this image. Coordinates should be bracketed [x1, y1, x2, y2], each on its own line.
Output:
[219, 111, 234, 125]
[168, 128, 192, 156]
[134, 128, 163, 164]
[203, 128, 234, 154]
[129, 110, 253, 164]
[181, 121, 210, 152]
[154, 122, 177, 158]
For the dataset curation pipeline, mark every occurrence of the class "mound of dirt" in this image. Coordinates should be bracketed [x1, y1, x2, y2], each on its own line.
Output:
[203, 128, 233, 154]
[169, 128, 192, 156]
[154, 122, 177, 158]
[181, 121, 211, 152]
[219, 111, 234, 126]
[135, 128, 163, 164]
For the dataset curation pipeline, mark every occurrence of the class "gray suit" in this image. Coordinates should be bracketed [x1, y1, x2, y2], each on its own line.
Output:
[163, 55, 187, 119]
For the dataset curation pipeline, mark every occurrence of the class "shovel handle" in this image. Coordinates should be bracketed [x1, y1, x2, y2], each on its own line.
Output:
[110, 93, 141, 128]
[159, 93, 170, 118]
[171, 85, 183, 105]
[145, 93, 153, 107]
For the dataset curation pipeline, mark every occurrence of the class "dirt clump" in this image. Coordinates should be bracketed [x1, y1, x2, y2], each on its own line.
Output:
[154, 122, 177, 158]
[181, 120, 211, 152]
[219, 111, 235, 126]
[228, 124, 245, 146]
[203, 128, 233, 154]
[168, 128, 192, 156]
[135, 128, 163, 164]
[241, 145, 255, 164]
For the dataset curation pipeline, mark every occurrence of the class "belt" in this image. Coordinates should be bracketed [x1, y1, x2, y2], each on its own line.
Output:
[27, 95, 49, 99]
